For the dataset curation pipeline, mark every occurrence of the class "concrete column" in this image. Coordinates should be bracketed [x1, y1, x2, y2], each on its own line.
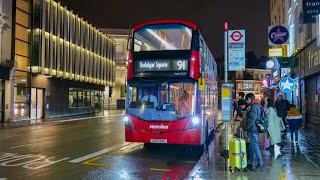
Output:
[4, 80, 11, 123]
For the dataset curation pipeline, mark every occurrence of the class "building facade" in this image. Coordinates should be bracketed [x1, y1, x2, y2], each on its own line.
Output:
[0, 0, 13, 123]
[270, 0, 320, 134]
[2, 0, 115, 123]
[100, 28, 129, 110]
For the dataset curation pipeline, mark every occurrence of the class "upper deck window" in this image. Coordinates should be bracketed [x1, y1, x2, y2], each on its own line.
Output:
[133, 24, 192, 52]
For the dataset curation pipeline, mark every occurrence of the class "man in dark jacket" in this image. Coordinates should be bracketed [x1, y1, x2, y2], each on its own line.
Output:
[274, 94, 290, 128]
[244, 93, 264, 171]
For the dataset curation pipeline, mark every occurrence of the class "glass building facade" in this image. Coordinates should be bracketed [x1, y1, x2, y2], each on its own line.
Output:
[10, 0, 115, 121]
[31, 0, 115, 86]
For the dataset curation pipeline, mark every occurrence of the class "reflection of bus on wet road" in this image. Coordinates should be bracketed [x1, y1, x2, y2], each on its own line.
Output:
[124, 19, 218, 148]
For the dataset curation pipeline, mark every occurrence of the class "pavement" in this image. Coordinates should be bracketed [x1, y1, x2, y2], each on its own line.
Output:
[0, 110, 124, 129]
[188, 128, 320, 180]
[0, 113, 320, 179]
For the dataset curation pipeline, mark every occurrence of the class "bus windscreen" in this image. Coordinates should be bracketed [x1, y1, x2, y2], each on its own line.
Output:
[133, 24, 192, 52]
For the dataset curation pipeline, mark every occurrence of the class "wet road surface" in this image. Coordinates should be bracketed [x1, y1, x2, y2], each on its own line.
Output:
[1, 115, 320, 179]
[0, 115, 202, 179]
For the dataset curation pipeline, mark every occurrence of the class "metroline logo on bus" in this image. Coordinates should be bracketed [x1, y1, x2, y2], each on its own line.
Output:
[228, 30, 246, 71]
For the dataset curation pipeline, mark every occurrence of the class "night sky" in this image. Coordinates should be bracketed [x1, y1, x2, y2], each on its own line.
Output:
[58, 0, 270, 59]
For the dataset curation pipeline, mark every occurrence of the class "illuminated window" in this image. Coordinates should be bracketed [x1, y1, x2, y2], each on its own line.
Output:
[15, 24, 29, 42]
[15, 40, 30, 57]
[17, 0, 31, 13]
[16, 9, 30, 27]
[15, 55, 30, 72]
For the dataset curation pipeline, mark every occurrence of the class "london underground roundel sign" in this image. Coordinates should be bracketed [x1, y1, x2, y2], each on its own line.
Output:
[268, 26, 289, 45]
[230, 31, 244, 42]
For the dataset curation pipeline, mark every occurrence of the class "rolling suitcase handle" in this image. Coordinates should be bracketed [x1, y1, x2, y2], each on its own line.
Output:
[239, 128, 245, 170]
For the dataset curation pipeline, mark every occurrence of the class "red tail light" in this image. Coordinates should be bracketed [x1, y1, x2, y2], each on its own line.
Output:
[189, 50, 200, 80]
[127, 52, 133, 80]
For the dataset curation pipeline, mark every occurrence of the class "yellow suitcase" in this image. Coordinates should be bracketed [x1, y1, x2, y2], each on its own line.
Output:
[229, 138, 247, 171]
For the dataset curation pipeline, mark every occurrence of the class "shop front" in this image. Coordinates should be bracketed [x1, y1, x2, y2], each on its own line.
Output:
[294, 40, 320, 134]
[235, 80, 264, 100]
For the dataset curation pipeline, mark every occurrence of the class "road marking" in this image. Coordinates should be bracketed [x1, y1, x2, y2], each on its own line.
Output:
[150, 168, 171, 172]
[119, 143, 142, 151]
[279, 172, 286, 180]
[82, 156, 109, 167]
[69, 143, 130, 163]
[0, 153, 68, 169]
[10, 143, 34, 149]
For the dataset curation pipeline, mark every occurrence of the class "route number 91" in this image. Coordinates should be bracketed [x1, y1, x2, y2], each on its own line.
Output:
[176, 60, 187, 70]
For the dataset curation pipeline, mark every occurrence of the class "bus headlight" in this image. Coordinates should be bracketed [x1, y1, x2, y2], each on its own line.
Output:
[192, 116, 200, 125]
[124, 116, 130, 125]
[189, 116, 200, 128]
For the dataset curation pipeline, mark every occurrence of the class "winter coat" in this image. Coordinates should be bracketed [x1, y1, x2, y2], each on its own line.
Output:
[274, 99, 290, 118]
[244, 103, 261, 133]
[267, 107, 282, 145]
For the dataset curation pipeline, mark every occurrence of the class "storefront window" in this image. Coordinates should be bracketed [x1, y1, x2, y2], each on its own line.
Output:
[14, 87, 30, 118]
[69, 89, 78, 107]
[69, 89, 103, 111]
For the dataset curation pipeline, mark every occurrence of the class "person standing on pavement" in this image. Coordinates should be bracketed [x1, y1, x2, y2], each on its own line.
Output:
[287, 104, 302, 143]
[244, 93, 264, 171]
[274, 94, 290, 129]
[233, 92, 245, 116]
[232, 99, 247, 137]
[266, 98, 282, 158]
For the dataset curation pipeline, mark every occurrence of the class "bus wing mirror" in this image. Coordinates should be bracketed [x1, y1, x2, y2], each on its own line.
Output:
[127, 31, 132, 51]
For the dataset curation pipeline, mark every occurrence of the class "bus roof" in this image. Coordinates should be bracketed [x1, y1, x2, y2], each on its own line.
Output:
[132, 19, 198, 32]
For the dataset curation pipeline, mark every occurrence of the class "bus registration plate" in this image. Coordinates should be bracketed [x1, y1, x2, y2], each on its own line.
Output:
[150, 139, 167, 144]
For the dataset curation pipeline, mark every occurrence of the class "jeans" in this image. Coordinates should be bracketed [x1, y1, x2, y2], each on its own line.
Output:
[291, 131, 298, 141]
[248, 132, 264, 166]
[288, 118, 302, 141]
[282, 117, 287, 128]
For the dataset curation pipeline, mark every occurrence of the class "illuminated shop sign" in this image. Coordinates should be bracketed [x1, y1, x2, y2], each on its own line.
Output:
[303, 0, 320, 23]
[268, 48, 283, 57]
[268, 26, 289, 45]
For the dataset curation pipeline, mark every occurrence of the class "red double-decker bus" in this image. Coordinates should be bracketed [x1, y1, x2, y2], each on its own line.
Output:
[124, 19, 218, 148]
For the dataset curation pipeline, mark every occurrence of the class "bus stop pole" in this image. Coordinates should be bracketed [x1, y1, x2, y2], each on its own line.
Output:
[224, 22, 229, 171]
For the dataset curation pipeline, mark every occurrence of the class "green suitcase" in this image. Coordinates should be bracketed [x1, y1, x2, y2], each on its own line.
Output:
[229, 138, 247, 171]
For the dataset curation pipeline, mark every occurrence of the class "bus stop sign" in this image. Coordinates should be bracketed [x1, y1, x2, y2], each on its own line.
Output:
[221, 83, 233, 122]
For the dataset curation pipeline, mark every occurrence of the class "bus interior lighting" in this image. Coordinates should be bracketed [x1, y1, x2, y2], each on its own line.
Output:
[146, 29, 176, 50]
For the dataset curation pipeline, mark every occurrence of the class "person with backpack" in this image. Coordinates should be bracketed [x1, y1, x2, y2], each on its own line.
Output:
[244, 93, 264, 171]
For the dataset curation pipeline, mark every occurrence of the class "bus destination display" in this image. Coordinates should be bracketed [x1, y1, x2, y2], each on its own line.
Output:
[136, 59, 188, 72]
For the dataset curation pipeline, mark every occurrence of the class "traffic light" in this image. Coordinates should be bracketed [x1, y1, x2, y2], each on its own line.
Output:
[109, 87, 113, 97]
